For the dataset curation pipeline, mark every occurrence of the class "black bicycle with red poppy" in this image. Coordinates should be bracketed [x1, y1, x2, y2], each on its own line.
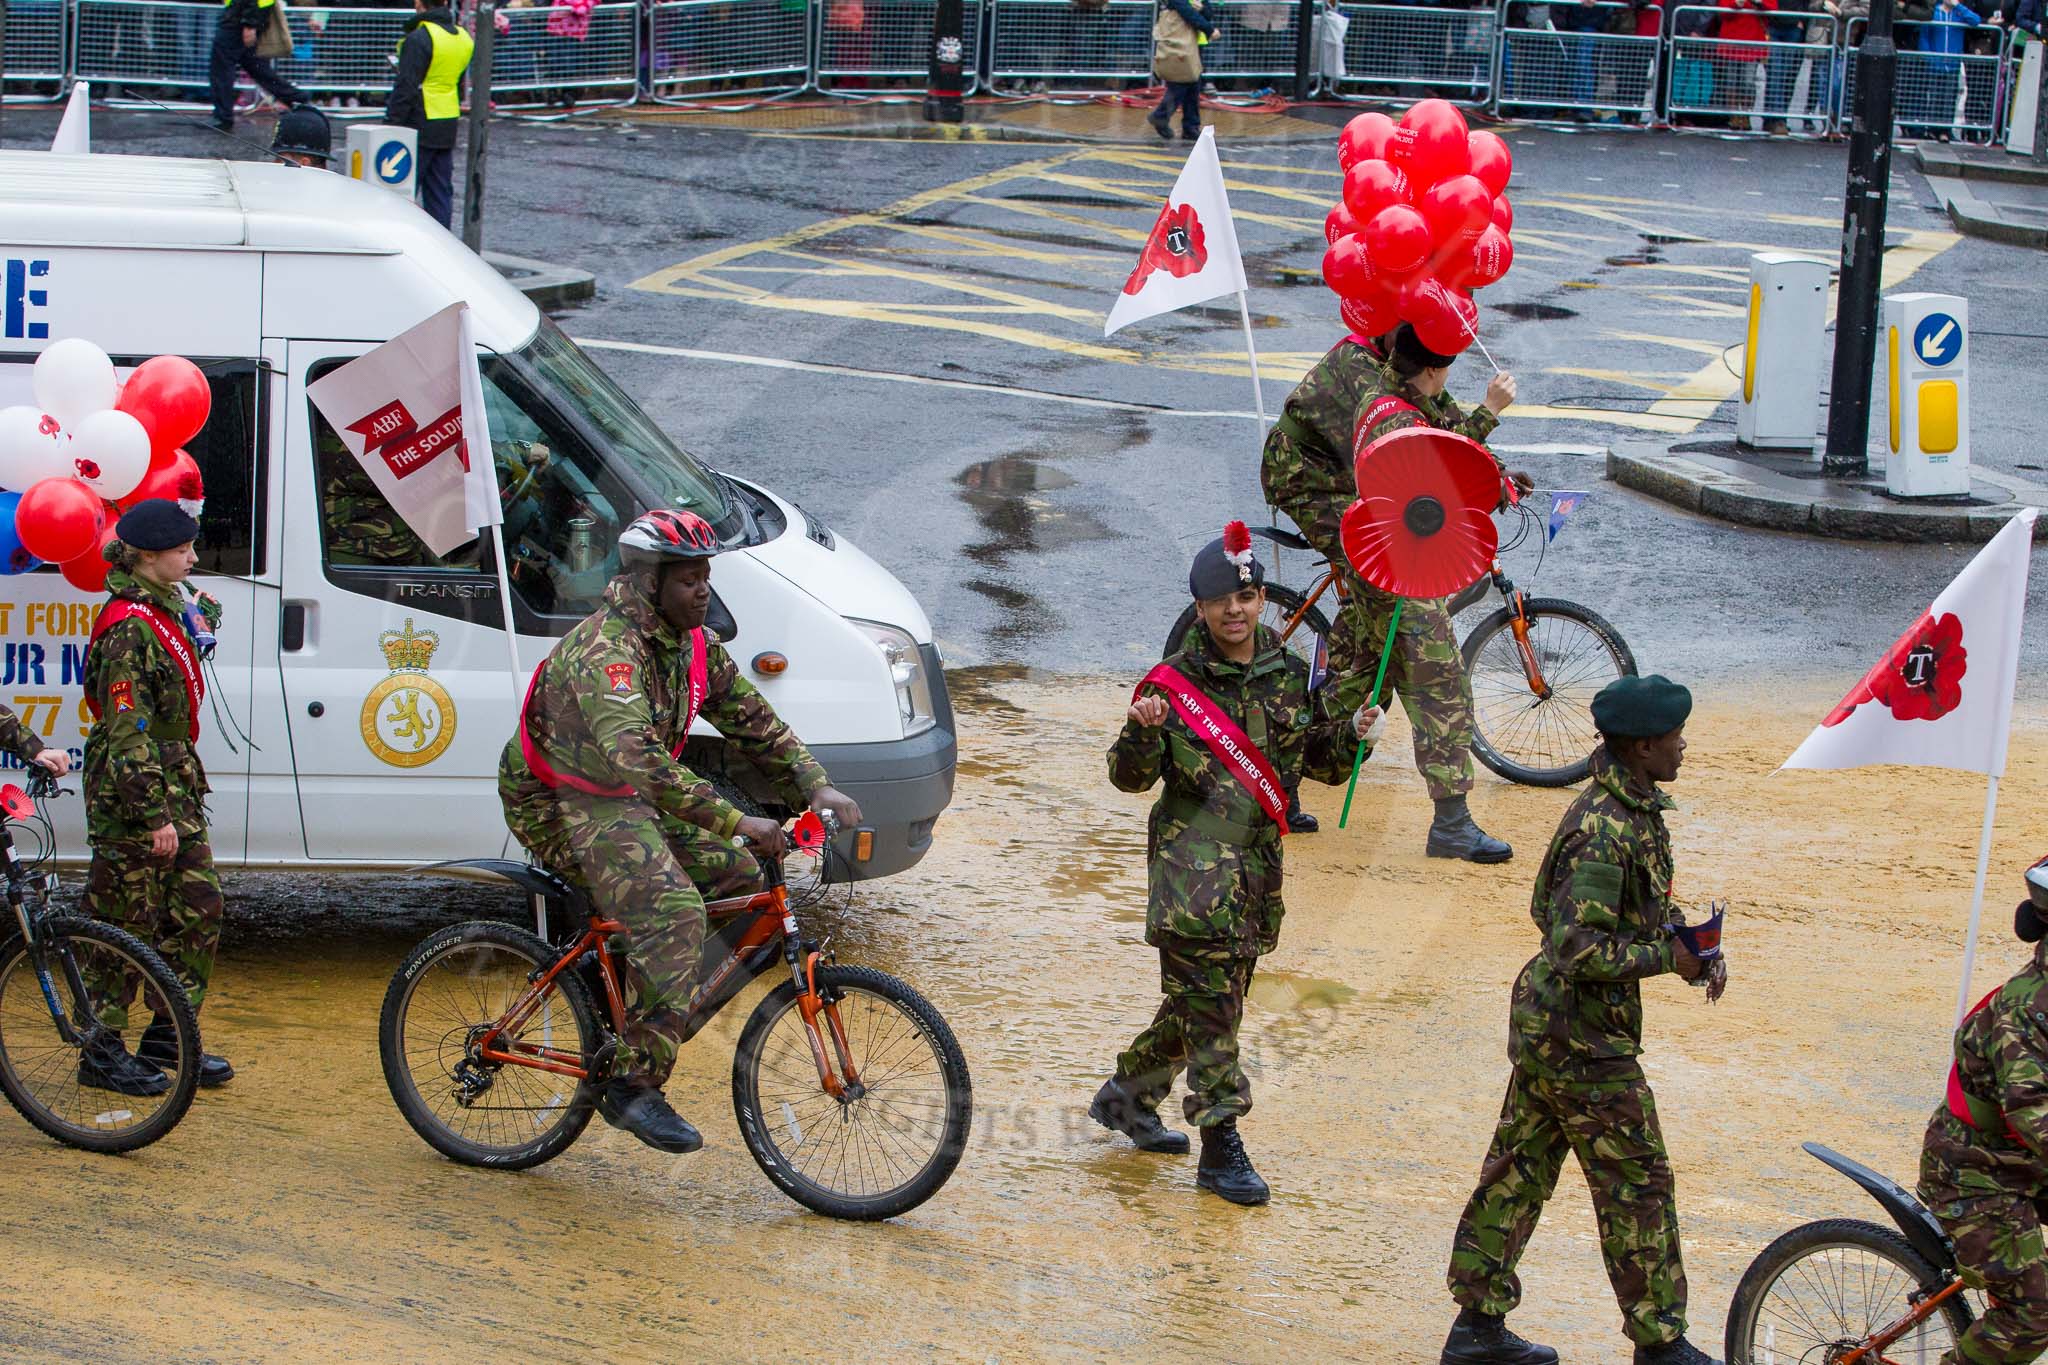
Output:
[378, 812, 972, 1221]
[1165, 459, 1635, 789]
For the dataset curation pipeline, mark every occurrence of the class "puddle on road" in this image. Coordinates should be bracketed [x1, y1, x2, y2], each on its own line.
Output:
[1491, 301, 1580, 322]
[1248, 969, 1360, 1014]
[954, 455, 1117, 646]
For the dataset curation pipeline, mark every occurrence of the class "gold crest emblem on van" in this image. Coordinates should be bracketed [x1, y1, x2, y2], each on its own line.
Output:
[361, 618, 456, 768]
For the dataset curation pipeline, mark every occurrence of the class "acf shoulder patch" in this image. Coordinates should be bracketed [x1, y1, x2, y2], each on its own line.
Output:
[110, 680, 135, 714]
[1573, 859, 1625, 909]
[604, 662, 635, 695]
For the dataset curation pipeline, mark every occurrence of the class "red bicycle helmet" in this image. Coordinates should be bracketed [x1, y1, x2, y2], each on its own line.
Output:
[617, 508, 722, 572]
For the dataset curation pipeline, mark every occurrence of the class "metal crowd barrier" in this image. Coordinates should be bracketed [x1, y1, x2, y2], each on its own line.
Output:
[816, 0, 983, 90]
[73, 0, 213, 101]
[1664, 5, 1837, 136]
[1196, 0, 1299, 82]
[272, 7, 413, 102]
[3, 0, 72, 101]
[488, 2, 639, 107]
[1494, 1, 1661, 120]
[1333, 2, 1496, 107]
[1841, 16, 2009, 144]
[648, 0, 812, 101]
[986, 0, 1152, 85]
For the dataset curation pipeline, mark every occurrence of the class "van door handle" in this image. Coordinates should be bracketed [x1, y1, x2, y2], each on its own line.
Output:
[281, 602, 308, 652]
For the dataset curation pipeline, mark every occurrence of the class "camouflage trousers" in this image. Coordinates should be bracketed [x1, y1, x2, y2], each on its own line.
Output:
[1114, 936, 1257, 1128]
[1272, 489, 1476, 801]
[1448, 1064, 1688, 1347]
[515, 798, 759, 1089]
[82, 834, 224, 1032]
[1920, 1112, 2048, 1365]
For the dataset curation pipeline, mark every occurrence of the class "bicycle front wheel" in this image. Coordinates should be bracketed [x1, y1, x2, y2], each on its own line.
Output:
[1724, 1218, 1972, 1364]
[733, 964, 971, 1221]
[0, 915, 201, 1153]
[380, 920, 603, 1170]
[1462, 597, 1637, 787]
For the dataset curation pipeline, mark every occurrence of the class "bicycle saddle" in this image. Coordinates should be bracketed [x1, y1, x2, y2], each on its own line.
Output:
[1249, 524, 1313, 553]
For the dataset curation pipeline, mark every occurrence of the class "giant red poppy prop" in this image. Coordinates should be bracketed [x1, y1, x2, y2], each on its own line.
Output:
[1339, 428, 1501, 599]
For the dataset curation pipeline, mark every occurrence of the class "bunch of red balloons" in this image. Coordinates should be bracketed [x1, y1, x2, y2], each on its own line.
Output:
[0, 342, 209, 593]
[1321, 100, 1517, 358]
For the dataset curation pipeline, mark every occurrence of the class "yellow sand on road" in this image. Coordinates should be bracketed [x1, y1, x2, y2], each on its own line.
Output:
[0, 672, 2034, 1362]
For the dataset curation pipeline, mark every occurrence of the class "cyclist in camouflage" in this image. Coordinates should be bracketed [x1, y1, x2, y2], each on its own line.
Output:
[1442, 675, 1725, 1365]
[1092, 524, 1382, 1206]
[1919, 863, 2048, 1365]
[1262, 324, 1525, 862]
[500, 508, 862, 1156]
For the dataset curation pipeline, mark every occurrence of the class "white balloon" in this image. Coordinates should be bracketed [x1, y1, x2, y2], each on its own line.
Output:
[32, 338, 118, 427]
[0, 406, 74, 494]
[68, 409, 152, 501]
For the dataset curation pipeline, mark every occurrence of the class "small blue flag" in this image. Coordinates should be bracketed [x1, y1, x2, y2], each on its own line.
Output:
[1546, 490, 1591, 543]
[1308, 631, 1329, 693]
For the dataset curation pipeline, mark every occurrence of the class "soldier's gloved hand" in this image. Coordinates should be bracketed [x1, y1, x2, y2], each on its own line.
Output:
[1128, 695, 1170, 729]
[1353, 704, 1387, 744]
[736, 815, 788, 861]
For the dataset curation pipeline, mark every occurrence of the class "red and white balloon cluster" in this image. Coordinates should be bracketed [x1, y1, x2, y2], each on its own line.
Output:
[1321, 100, 1517, 358]
[0, 341, 209, 592]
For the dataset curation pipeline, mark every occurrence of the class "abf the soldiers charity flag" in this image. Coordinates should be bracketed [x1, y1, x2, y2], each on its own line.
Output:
[1783, 507, 2037, 1023]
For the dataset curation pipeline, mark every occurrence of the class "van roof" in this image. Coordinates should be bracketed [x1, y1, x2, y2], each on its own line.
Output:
[0, 150, 539, 346]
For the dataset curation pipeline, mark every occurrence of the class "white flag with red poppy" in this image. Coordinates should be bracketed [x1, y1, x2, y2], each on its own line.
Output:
[1784, 509, 2037, 777]
[1104, 127, 1248, 338]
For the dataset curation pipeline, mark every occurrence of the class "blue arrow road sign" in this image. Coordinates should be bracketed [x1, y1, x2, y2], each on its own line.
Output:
[375, 143, 413, 186]
[1912, 311, 1963, 368]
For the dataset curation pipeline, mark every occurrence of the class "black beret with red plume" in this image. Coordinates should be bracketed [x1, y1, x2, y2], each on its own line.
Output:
[1189, 520, 1266, 600]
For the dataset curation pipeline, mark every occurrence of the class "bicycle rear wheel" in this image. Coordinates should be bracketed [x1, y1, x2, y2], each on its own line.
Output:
[1724, 1218, 1971, 1364]
[733, 964, 971, 1221]
[0, 915, 200, 1153]
[380, 920, 603, 1170]
[1162, 583, 1330, 670]
[1461, 597, 1636, 787]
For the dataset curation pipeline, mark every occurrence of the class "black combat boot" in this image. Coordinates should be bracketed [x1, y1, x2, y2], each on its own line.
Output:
[76, 1035, 171, 1097]
[1633, 1338, 1718, 1365]
[1285, 785, 1320, 834]
[1088, 1077, 1191, 1154]
[598, 1079, 703, 1154]
[1427, 795, 1512, 863]
[1195, 1121, 1270, 1205]
[1440, 1306, 1559, 1364]
[138, 1019, 235, 1088]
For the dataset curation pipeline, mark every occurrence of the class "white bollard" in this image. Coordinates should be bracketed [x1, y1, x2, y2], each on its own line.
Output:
[1737, 252, 1832, 453]
[1884, 293, 1971, 498]
[345, 125, 419, 200]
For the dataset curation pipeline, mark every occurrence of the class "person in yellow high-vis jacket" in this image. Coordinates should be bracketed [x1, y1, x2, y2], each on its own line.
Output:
[386, 0, 475, 230]
[209, 0, 307, 133]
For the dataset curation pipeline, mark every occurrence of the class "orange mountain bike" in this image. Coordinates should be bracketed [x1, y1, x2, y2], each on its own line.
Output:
[378, 813, 971, 1221]
[1724, 1142, 1975, 1363]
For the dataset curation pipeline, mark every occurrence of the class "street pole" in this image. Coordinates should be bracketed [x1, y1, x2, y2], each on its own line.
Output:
[923, 0, 964, 123]
[1821, 0, 1899, 477]
[462, 0, 494, 253]
[2034, 33, 2048, 164]
[1293, 0, 1316, 100]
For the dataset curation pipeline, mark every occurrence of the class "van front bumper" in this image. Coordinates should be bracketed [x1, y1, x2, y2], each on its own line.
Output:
[807, 646, 955, 880]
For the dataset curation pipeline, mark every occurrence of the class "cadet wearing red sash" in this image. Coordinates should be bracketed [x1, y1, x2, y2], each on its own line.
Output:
[1090, 521, 1382, 1205]
[79, 499, 234, 1095]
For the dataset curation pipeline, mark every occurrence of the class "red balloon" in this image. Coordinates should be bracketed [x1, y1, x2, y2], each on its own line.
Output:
[60, 523, 117, 594]
[119, 448, 204, 511]
[1410, 285, 1480, 358]
[1321, 237, 1371, 299]
[1342, 159, 1412, 221]
[16, 477, 106, 566]
[116, 356, 211, 462]
[1340, 295, 1400, 338]
[1389, 99, 1471, 191]
[1324, 202, 1361, 246]
[1467, 130, 1513, 198]
[1419, 174, 1495, 246]
[1491, 195, 1514, 233]
[1337, 111, 1396, 171]
[1362, 205, 1433, 275]
[1465, 225, 1515, 288]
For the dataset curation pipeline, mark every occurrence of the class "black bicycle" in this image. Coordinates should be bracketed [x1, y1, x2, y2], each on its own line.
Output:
[1162, 494, 1637, 787]
[0, 769, 201, 1152]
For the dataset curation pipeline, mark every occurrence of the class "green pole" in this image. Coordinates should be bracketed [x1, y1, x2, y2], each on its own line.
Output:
[1338, 598, 1401, 830]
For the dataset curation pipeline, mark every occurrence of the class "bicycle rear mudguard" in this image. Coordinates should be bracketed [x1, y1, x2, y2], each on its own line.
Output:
[410, 858, 577, 906]
[1804, 1141, 1957, 1274]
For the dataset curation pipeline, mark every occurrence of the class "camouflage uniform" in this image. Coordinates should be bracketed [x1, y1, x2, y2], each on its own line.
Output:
[499, 574, 828, 1089]
[80, 569, 227, 1031]
[1108, 624, 1364, 1126]
[0, 704, 54, 770]
[318, 431, 439, 566]
[1919, 941, 2048, 1365]
[1447, 748, 1692, 1348]
[1260, 339, 1500, 800]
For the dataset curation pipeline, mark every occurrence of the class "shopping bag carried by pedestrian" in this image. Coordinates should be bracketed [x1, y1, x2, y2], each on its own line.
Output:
[1154, 5, 1203, 83]
[256, 0, 295, 60]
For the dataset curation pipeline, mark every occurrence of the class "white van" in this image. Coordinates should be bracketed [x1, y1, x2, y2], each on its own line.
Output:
[0, 150, 954, 877]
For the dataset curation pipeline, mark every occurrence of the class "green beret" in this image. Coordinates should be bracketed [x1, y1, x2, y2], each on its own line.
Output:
[1591, 674, 1692, 739]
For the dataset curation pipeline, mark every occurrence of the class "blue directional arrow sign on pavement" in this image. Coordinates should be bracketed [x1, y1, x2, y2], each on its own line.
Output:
[1912, 311, 1963, 368]
[375, 144, 413, 186]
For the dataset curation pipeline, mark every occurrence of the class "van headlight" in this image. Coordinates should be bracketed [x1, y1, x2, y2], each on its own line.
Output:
[849, 619, 935, 738]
